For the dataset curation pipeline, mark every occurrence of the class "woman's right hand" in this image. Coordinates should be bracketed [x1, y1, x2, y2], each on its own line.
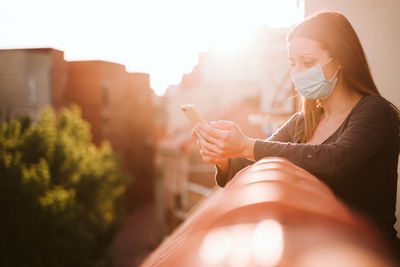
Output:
[191, 125, 229, 173]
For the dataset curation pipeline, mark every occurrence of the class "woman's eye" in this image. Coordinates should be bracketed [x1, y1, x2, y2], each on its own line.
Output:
[290, 62, 295, 68]
[304, 61, 314, 66]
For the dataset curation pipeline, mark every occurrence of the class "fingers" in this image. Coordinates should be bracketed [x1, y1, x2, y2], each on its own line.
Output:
[194, 121, 237, 157]
[193, 121, 239, 164]
[191, 128, 198, 138]
[193, 124, 224, 162]
[196, 128, 225, 150]
[197, 133, 223, 157]
[210, 120, 235, 130]
[200, 146, 222, 159]
[195, 123, 228, 141]
[192, 122, 210, 138]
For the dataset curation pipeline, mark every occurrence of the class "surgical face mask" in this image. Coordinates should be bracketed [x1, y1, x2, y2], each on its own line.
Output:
[291, 58, 339, 100]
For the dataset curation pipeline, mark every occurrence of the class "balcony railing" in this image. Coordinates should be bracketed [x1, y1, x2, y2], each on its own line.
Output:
[143, 157, 396, 267]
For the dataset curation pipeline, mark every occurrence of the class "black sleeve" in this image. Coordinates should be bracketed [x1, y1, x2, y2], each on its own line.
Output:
[215, 158, 254, 187]
[215, 112, 302, 187]
[253, 96, 398, 181]
[267, 112, 302, 143]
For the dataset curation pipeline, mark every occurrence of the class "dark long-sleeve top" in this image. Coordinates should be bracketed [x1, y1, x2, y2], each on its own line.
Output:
[216, 95, 400, 244]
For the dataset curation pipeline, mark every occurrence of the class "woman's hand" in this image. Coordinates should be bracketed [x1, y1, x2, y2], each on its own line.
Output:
[192, 125, 228, 169]
[193, 120, 255, 162]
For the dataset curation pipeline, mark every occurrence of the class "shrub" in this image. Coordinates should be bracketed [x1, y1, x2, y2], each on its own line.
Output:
[0, 106, 131, 267]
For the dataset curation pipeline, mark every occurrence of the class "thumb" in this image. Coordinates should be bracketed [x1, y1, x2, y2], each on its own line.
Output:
[210, 120, 235, 130]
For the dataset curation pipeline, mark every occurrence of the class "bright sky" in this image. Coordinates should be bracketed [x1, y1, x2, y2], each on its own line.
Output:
[0, 0, 302, 95]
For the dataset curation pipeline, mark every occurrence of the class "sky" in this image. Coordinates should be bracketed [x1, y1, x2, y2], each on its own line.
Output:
[0, 0, 302, 95]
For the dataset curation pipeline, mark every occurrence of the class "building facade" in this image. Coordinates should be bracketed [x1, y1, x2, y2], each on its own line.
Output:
[165, 26, 296, 135]
[67, 61, 155, 207]
[0, 48, 68, 122]
[0, 48, 156, 207]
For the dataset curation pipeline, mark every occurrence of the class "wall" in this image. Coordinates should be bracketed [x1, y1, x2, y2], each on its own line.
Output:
[49, 49, 68, 111]
[126, 73, 155, 206]
[165, 26, 294, 134]
[67, 61, 155, 206]
[0, 50, 52, 121]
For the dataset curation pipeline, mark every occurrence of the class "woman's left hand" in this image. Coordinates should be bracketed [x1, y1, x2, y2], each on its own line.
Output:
[194, 120, 255, 160]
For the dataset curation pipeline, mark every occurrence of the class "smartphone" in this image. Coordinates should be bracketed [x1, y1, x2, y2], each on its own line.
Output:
[180, 104, 208, 125]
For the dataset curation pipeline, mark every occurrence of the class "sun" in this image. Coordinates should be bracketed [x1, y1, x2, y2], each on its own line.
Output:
[196, 0, 302, 57]
[143, 0, 302, 94]
[0, 0, 303, 96]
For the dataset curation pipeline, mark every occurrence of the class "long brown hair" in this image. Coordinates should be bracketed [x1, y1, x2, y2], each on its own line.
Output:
[287, 11, 399, 142]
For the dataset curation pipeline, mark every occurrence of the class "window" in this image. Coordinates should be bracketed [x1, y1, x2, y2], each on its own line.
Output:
[27, 76, 36, 105]
[101, 80, 109, 105]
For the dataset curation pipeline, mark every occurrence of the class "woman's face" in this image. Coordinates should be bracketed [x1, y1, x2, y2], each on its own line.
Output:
[288, 37, 339, 80]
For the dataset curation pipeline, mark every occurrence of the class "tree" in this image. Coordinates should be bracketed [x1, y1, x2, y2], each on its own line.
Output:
[0, 106, 132, 267]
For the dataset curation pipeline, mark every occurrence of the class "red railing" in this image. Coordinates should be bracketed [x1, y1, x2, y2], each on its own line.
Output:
[142, 157, 395, 267]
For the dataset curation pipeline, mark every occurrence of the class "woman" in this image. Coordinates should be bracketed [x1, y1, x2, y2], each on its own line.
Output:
[193, 11, 400, 254]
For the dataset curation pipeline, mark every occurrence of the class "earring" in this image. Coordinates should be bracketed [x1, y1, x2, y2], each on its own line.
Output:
[316, 99, 323, 110]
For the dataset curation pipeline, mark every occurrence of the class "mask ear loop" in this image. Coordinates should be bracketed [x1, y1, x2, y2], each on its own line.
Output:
[321, 57, 334, 66]
[330, 67, 340, 81]
[318, 65, 340, 111]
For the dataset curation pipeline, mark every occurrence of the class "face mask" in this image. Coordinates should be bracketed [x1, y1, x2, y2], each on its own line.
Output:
[291, 58, 339, 100]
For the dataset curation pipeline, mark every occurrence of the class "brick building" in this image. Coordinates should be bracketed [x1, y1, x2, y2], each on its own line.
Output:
[0, 48, 68, 122]
[67, 60, 155, 207]
[0, 48, 155, 207]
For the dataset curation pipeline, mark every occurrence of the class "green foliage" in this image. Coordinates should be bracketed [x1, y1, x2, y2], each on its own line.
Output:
[0, 106, 132, 267]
